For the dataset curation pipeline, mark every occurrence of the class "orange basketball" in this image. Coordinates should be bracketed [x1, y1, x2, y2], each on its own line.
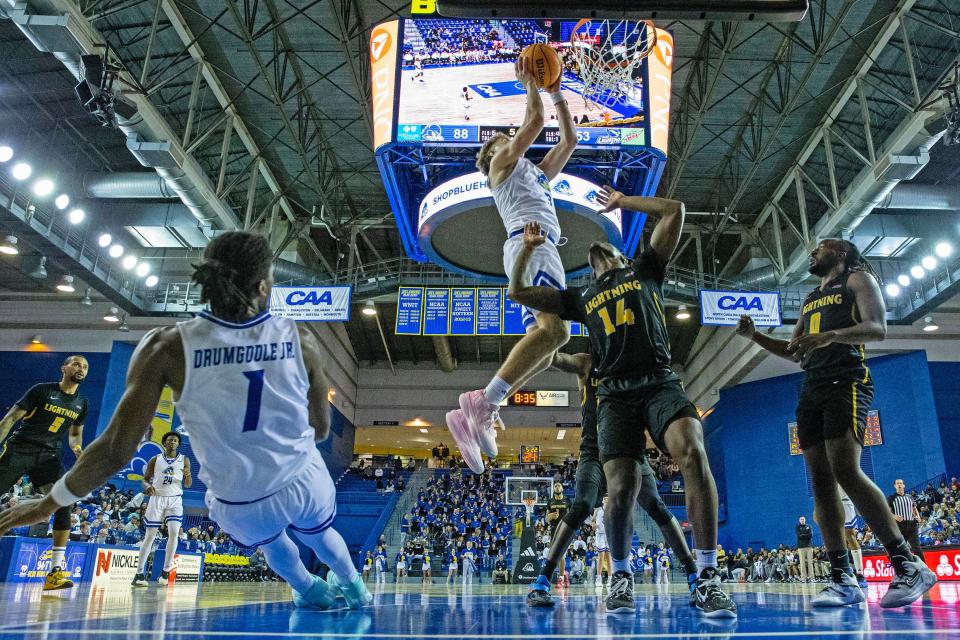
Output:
[520, 43, 562, 88]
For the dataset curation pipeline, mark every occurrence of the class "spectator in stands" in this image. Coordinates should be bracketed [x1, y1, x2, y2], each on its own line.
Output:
[71, 522, 91, 542]
[492, 554, 509, 583]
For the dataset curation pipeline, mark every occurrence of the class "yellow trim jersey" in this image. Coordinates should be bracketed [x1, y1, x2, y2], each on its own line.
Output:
[800, 271, 868, 380]
[9, 383, 87, 450]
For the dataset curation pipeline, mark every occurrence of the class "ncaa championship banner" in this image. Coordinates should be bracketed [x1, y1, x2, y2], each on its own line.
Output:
[699, 290, 782, 327]
[269, 286, 352, 322]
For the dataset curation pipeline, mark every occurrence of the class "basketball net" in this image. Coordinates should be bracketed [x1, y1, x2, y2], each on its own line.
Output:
[569, 19, 657, 110]
[522, 496, 537, 528]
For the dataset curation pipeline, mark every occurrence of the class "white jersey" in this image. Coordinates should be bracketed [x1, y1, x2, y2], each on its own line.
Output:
[150, 454, 185, 497]
[492, 158, 560, 238]
[594, 506, 606, 536]
[176, 311, 316, 503]
[840, 491, 858, 528]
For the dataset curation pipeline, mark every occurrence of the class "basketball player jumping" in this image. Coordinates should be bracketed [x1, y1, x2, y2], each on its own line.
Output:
[0, 355, 88, 591]
[737, 239, 936, 608]
[446, 55, 577, 473]
[508, 188, 736, 617]
[0, 232, 371, 610]
[132, 431, 192, 586]
[527, 352, 699, 608]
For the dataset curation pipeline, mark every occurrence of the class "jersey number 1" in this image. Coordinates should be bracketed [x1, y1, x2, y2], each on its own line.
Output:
[242, 369, 265, 432]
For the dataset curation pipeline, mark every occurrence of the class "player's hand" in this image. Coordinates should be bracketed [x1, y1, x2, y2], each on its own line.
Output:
[545, 76, 562, 94]
[0, 495, 57, 535]
[72, 445, 82, 457]
[787, 331, 836, 360]
[522, 221, 546, 251]
[515, 57, 536, 86]
[736, 315, 756, 339]
[144, 487, 156, 497]
[597, 185, 624, 213]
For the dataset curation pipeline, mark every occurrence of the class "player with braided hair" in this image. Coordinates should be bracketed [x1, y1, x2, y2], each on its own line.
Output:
[737, 238, 936, 609]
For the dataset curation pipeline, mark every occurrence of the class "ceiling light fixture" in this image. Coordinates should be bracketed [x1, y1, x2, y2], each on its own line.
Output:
[885, 283, 900, 298]
[362, 300, 377, 316]
[121, 255, 137, 270]
[935, 242, 953, 259]
[0, 146, 12, 162]
[923, 316, 939, 332]
[30, 335, 42, 345]
[56, 274, 75, 293]
[68, 208, 85, 225]
[109, 244, 124, 258]
[98, 233, 112, 248]
[910, 265, 925, 279]
[897, 274, 910, 287]
[32, 178, 55, 197]
[0, 236, 17, 256]
[135, 262, 150, 277]
[103, 307, 120, 323]
[675, 305, 690, 320]
[921, 256, 937, 271]
[11, 162, 31, 181]
[29, 256, 47, 279]
[55, 194, 70, 210]
[80, 288, 92, 306]
[144, 275, 159, 288]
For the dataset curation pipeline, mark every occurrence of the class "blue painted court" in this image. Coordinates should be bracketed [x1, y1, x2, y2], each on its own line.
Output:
[0, 582, 956, 639]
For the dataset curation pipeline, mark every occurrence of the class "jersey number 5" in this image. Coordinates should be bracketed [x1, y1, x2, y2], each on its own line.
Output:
[597, 299, 635, 336]
[48, 417, 66, 433]
[242, 369, 265, 432]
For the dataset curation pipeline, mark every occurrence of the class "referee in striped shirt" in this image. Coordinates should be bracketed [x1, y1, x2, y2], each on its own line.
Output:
[886, 479, 922, 556]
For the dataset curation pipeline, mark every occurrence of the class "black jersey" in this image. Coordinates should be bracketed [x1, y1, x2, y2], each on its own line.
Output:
[580, 374, 599, 456]
[560, 250, 674, 379]
[8, 383, 87, 450]
[547, 495, 570, 522]
[800, 271, 868, 379]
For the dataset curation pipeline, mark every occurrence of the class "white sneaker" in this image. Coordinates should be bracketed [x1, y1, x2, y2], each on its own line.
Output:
[811, 573, 865, 607]
[880, 558, 937, 608]
[594, 576, 602, 587]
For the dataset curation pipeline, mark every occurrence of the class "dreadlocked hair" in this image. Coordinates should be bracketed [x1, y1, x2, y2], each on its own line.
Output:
[192, 231, 272, 321]
[836, 239, 882, 285]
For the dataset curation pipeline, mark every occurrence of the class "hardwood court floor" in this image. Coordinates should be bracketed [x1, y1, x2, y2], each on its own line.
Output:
[0, 579, 956, 639]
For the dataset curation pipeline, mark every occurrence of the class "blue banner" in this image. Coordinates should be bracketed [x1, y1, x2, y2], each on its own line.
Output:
[396, 287, 424, 335]
[503, 296, 526, 335]
[450, 288, 476, 335]
[423, 288, 451, 335]
[476, 288, 502, 335]
[1, 538, 90, 583]
[269, 286, 352, 322]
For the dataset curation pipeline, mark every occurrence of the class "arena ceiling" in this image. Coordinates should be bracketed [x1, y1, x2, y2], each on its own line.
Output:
[0, 0, 958, 367]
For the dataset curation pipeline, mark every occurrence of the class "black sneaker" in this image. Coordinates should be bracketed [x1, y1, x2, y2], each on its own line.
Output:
[879, 558, 937, 608]
[131, 573, 148, 587]
[157, 570, 170, 585]
[605, 571, 635, 614]
[692, 568, 737, 618]
[527, 575, 555, 608]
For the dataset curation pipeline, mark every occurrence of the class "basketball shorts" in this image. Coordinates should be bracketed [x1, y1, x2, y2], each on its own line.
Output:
[597, 373, 700, 463]
[595, 532, 609, 553]
[573, 449, 605, 513]
[0, 441, 63, 492]
[206, 450, 336, 548]
[502, 234, 566, 330]
[144, 495, 183, 528]
[795, 373, 873, 450]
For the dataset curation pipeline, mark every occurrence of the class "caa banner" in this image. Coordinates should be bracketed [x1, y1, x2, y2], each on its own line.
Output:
[699, 290, 782, 327]
[269, 286, 352, 322]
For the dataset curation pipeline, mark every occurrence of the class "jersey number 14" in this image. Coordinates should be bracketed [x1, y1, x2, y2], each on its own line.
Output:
[598, 299, 635, 336]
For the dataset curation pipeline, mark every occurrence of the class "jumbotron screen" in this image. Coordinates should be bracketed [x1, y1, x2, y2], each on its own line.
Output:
[391, 18, 672, 150]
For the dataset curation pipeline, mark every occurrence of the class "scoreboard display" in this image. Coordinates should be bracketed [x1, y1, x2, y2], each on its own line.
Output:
[509, 391, 537, 407]
[520, 445, 541, 464]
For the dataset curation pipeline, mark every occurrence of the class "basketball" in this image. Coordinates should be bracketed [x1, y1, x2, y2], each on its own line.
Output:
[520, 43, 562, 88]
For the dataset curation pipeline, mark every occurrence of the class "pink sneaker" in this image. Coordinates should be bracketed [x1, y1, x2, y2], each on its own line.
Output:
[445, 410, 483, 473]
[459, 390, 498, 458]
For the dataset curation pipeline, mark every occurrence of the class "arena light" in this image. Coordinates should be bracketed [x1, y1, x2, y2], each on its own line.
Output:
[68, 208, 85, 225]
[0, 145, 12, 162]
[108, 244, 124, 258]
[30, 335, 42, 345]
[144, 275, 159, 288]
[885, 283, 901, 298]
[921, 256, 937, 271]
[923, 316, 939, 332]
[56, 274, 75, 293]
[135, 262, 150, 277]
[80, 288, 93, 306]
[675, 305, 690, 320]
[910, 265, 925, 279]
[362, 300, 377, 316]
[897, 274, 911, 287]
[31, 178, 54, 197]
[55, 194, 70, 210]
[936, 242, 953, 258]
[103, 307, 120, 322]
[0, 235, 18, 256]
[121, 255, 137, 270]
[98, 233, 112, 248]
[11, 162, 32, 181]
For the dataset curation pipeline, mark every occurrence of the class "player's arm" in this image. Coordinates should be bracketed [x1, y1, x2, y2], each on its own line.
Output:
[68, 423, 83, 457]
[537, 77, 577, 180]
[597, 187, 685, 263]
[737, 315, 802, 361]
[0, 406, 27, 442]
[490, 58, 544, 175]
[183, 456, 192, 489]
[298, 325, 332, 442]
[0, 328, 175, 534]
[551, 352, 591, 378]
[788, 271, 886, 360]
[506, 222, 570, 317]
[142, 456, 157, 496]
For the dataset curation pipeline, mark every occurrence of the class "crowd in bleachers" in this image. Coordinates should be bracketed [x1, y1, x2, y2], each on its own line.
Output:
[402, 19, 551, 68]
[915, 477, 959, 546]
[348, 456, 412, 493]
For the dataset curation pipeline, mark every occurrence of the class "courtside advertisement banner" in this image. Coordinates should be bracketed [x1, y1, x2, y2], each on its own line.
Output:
[699, 290, 782, 327]
[370, 20, 400, 150]
[92, 547, 141, 585]
[863, 549, 960, 582]
[5, 539, 89, 583]
[167, 553, 204, 584]
[269, 286, 352, 322]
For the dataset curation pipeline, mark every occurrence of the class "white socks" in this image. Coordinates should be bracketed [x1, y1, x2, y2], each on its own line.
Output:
[293, 527, 359, 584]
[51, 546, 66, 569]
[163, 522, 181, 571]
[483, 377, 511, 406]
[138, 528, 159, 575]
[852, 548, 863, 574]
[612, 557, 631, 574]
[696, 549, 718, 574]
[261, 531, 314, 593]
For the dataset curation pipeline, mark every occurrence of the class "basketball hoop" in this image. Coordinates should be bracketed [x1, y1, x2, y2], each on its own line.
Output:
[522, 494, 537, 527]
[569, 19, 657, 109]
